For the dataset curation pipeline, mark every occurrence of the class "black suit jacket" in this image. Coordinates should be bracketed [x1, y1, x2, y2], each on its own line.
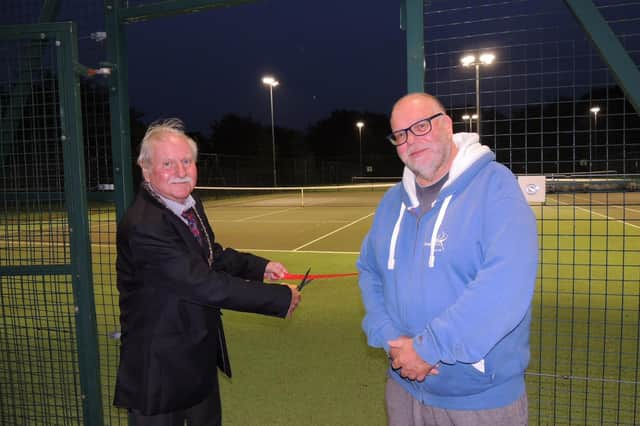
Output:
[113, 186, 291, 415]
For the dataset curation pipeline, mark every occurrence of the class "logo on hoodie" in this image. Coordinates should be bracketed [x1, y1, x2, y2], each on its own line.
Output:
[424, 232, 448, 252]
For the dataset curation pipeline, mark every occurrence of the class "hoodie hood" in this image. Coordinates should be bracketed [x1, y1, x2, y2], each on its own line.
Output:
[401, 132, 493, 209]
[389, 132, 494, 270]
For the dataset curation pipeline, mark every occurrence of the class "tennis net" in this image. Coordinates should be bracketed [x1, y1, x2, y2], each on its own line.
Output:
[196, 174, 640, 209]
[546, 173, 640, 193]
[194, 183, 396, 208]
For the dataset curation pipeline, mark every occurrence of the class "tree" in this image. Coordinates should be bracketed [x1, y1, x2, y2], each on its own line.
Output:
[208, 114, 268, 157]
[307, 109, 401, 177]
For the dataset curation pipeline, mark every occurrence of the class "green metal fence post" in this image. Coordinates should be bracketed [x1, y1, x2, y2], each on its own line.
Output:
[56, 21, 104, 426]
[105, 0, 134, 220]
[401, 0, 425, 94]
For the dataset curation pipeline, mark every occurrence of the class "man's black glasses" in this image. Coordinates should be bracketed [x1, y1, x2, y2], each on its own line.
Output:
[386, 112, 444, 146]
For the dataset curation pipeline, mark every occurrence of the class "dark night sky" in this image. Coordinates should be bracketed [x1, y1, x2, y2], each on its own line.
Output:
[125, 0, 406, 134]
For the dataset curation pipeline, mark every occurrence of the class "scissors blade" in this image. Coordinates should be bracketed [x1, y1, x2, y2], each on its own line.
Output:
[299, 278, 313, 291]
[297, 268, 311, 291]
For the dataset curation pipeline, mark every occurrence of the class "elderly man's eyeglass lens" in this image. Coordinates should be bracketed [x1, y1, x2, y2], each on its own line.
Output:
[387, 112, 445, 146]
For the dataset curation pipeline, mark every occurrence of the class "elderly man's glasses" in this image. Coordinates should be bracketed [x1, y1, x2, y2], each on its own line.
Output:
[387, 112, 444, 146]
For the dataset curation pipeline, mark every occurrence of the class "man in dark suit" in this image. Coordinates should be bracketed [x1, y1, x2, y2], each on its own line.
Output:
[114, 118, 301, 425]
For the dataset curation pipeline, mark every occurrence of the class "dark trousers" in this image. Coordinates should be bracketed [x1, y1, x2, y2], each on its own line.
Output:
[131, 389, 222, 426]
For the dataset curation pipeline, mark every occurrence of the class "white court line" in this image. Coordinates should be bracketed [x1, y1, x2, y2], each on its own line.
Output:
[232, 208, 298, 222]
[240, 248, 360, 255]
[293, 212, 375, 251]
[551, 198, 640, 230]
[571, 194, 640, 214]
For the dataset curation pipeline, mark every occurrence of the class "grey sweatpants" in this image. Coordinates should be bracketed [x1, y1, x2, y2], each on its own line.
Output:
[385, 376, 528, 426]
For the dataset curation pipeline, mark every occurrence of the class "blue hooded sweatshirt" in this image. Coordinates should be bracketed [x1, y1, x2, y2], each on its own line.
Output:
[357, 132, 538, 410]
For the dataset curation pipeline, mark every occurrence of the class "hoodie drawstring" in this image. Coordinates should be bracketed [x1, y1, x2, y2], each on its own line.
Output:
[428, 195, 452, 268]
[387, 202, 406, 270]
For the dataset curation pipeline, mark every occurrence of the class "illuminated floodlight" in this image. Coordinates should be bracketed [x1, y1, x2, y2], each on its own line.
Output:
[460, 55, 476, 67]
[479, 53, 495, 65]
[262, 76, 279, 87]
[461, 114, 479, 132]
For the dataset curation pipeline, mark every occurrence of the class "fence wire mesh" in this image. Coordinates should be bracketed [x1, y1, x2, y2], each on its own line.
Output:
[0, 30, 84, 425]
[1, 1, 639, 425]
[424, 1, 640, 423]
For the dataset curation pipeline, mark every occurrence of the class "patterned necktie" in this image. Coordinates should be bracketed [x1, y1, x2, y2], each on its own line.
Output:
[181, 208, 203, 246]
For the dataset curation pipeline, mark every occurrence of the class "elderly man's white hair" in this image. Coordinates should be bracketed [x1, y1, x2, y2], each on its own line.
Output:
[137, 118, 198, 169]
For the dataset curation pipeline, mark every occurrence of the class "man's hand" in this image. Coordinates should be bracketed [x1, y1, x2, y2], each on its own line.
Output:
[285, 285, 302, 318]
[388, 336, 439, 381]
[264, 261, 288, 281]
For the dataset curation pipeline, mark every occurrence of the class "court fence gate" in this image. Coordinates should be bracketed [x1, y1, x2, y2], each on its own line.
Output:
[0, 22, 103, 425]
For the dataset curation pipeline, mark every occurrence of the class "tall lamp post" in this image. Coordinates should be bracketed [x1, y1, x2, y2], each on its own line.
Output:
[462, 113, 478, 132]
[461, 53, 495, 138]
[462, 114, 471, 132]
[356, 121, 365, 175]
[262, 75, 279, 186]
[590, 106, 600, 169]
[590, 106, 600, 126]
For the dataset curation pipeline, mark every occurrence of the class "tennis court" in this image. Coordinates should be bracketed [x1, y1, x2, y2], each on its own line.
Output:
[189, 183, 640, 425]
[125, 183, 640, 424]
[138, 184, 640, 424]
[1, 181, 640, 424]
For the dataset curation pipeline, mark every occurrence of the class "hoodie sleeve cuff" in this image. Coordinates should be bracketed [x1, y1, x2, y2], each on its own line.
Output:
[371, 323, 403, 352]
[413, 327, 445, 366]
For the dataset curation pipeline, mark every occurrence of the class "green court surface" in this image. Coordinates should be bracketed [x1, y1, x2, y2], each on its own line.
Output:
[2, 188, 640, 424]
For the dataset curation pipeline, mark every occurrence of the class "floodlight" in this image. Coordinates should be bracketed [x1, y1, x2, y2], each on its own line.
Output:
[460, 55, 476, 67]
[479, 53, 495, 65]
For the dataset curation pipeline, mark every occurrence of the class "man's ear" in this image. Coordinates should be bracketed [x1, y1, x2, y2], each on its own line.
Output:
[442, 114, 454, 133]
[141, 165, 150, 182]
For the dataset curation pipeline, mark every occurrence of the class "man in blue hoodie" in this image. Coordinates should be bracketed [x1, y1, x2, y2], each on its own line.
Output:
[357, 93, 538, 425]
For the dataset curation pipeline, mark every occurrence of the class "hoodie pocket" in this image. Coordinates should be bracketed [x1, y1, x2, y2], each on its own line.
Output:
[418, 361, 494, 396]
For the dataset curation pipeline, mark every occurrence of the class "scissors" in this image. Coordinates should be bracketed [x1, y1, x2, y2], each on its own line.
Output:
[297, 267, 314, 291]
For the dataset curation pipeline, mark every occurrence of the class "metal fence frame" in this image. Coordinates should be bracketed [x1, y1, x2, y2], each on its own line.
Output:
[0, 21, 103, 425]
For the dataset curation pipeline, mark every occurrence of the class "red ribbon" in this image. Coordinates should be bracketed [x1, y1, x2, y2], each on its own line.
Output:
[283, 272, 358, 280]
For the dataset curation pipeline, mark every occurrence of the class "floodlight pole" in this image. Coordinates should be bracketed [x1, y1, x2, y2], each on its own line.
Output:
[461, 53, 495, 139]
[268, 85, 276, 186]
[462, 114, 471, 132]
[356, 121, 365, 175]
[590, 106, 600, 170]
[262, 76, 279, 186]
[474, 63, 481, 136]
